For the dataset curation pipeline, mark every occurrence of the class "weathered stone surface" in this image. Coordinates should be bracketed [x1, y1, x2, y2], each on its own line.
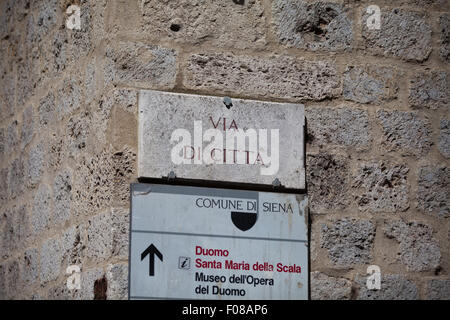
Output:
[80, 268, 104, 300]
[353, 162, 409, 212]
[362, 8, 432, 62]
[440, 14, 450, 61]
[21, 248, 38, 286]
[0, 168, 7, 202]
[438, 119, 450, 158]
[306, 153, 350, 213]
[84, 58, 96, 105]
[6, 120, 19, 153]
[0, 0, 13, 41]
[57, 77, 82, 118]
[48, 128, 66, 170]
[321, 219, 375, 268]
[311, 272, 352, 300]
[139, 90, 305, 188]
[0, 59, 15, 119]
[67, 111, 91, 158]
[409, 72, 449, 110]
[426, 279, 450, 300]
[38, 91, 56, 127]
[73, 148, 135, 218]
[46, 26, 71, 78]
[0, 264, 5, 298]
[27, 142, 45, 187]
[61, 225, 84, 265]
[272, 0, 353, 52]
[0, 128, 4, 159]
[343, 66, 399, 104]
[40, 237, 63, 285]
[8, 157, 24, 199]
[73, 0, 107, 61]
[31, 184, 52, 235]
[106, 263, 128, 300]
[53, 169, 72, 225]
[104, 41, 177, 88]
[417, 166, 449, 218]
[5, 260, 20, 298]
[85, 209, 129, 262]
[384, 220, 441, 271]
[377, 110, 432, 156]
[47, 282, 79, 300]
[33, 0, 58, 45]
[2, 206, 28, 257]
[138, 0, 266, 50]
[16, 56, 36, 106]
[184, 53, 341, 101]
[356, 274, 419, 300]
[306, 106, 371, 149]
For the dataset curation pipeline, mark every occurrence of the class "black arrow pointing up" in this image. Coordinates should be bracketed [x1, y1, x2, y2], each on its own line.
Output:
[141, 244, 163, 277]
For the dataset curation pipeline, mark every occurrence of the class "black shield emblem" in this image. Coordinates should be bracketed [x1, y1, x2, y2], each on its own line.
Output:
[231, 211, 258, 231]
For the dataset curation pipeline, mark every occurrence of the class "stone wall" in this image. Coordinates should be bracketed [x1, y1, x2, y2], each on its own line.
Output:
[0, 0, 448, 300]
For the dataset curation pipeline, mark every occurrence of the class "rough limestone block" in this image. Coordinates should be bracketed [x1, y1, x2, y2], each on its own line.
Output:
[73, 147, 135, 218]
[0, 168, 7, 202]
[8, 157, 24, 199]
[80, 268, 104, 300]
[71, 0, 107, 61]
[343, 65, 399, 104]
[33, 0, 58, 44]
[417, 166, 449, 218]
[57, 77, 82, 118]
[40, 237, 63, 285]
[2, 206, 28, 257]
[27, 142, 45, 187]
[440, 14, 450, 61]
[272, 0, 353, 52]
[377, 110, 432, 156]
[21, 248, 38, 286]
[47, 282, 80, 300]
[104, 41, 177, 89]
[6, 120, 19, 153]
[356, 274, 419, 300]
[409, 71, 449, 110]
[106, 263, 128, 300]
[47, 26, 71, 78]
[31, 183, 52, 235]
[306, 106, 371, 149]
[67, 111, 91, 158]
[38, 91, 56, 127]
[321, 219, 375, 268]
[185, 53, 341, 101]
[85, 209, 129, 263]
[438, 119, 450, 158]
[311, 272, 352, 300]
[306, 153, 350, 213]
[384, 220, 441, 271]
[5, 260, 20, 299]
[0, 264, 6, 298]
[53, 169, 72, 225]
[61, 225, 84, 265]
[426, 279, 450, 300]
[361, 8, 432, 62]
[353, 162, 409, 212]
[138, 0, 266, 50]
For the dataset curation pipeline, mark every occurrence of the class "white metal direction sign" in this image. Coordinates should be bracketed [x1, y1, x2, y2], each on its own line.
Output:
[138, 90, 306, 189]
[129, 183, 309, 300]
